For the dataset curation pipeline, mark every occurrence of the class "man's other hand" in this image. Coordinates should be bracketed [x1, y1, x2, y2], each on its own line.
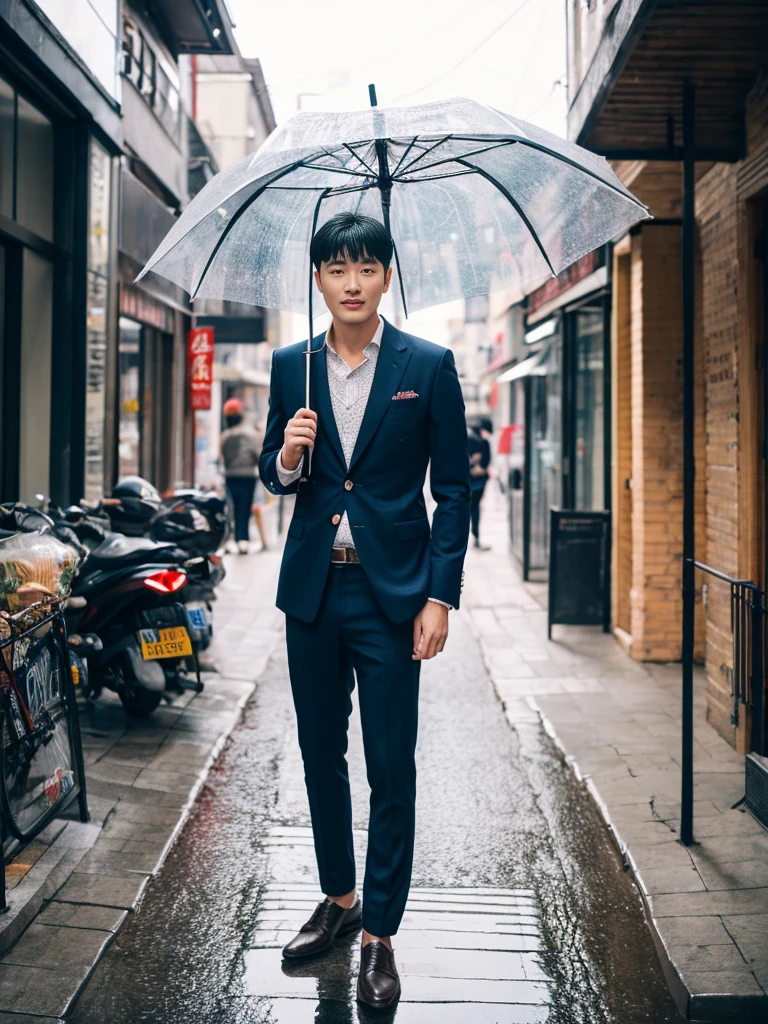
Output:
[412, 602, 449, 661]
[283, 408, 318, 470]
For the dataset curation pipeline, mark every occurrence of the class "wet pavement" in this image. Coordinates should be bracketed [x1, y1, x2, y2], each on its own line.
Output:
[69, 584, 683, 1024]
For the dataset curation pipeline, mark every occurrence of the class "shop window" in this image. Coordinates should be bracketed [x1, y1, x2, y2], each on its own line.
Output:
[15, 94, 54, 242]
[121, 20, 180, 143]
[573, 308, 605, 511]
[118, 318, 142, 477]
[19, 251, 53, 502]
[84, 139, 113, 500]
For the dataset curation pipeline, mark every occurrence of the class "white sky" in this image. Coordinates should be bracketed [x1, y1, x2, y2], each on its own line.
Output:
[228, 0, 567, 136]
[227, 0, 567, 345]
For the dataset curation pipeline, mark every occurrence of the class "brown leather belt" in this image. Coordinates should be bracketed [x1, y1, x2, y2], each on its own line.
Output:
[331, 546, 360, 564]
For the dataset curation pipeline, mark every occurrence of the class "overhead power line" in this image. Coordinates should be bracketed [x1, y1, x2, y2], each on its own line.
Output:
[393, 0, 537, 103]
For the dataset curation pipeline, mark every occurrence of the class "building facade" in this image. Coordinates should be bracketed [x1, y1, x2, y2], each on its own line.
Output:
[190, 50, 279, 489]
[565, 0, 768, 757]
[0, 0, 238, 505]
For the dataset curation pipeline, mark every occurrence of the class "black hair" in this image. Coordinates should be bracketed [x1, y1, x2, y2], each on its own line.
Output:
[310, 213, 393, 273]
[225, 412, 243, 428]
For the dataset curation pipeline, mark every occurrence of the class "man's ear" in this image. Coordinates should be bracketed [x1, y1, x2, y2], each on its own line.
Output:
[314, 267, 323, 293]
[382, 266, 393, 294]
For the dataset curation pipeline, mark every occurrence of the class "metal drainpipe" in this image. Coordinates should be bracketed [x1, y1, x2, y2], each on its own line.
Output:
[680, 78, 696, 847]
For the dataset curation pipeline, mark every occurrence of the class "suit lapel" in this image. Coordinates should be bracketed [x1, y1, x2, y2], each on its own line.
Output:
[309, 333, 345, 471]
[348, 319, 411, 473]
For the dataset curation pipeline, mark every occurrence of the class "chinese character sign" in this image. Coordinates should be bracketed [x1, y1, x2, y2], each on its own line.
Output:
[188, 327, 214, 410]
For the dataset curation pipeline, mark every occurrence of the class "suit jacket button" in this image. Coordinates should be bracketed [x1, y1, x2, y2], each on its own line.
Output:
[344, 480, 353, 491]
[331, 514, 341, 525]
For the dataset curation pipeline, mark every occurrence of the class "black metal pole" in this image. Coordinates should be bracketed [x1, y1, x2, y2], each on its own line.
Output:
[681, 78, 696, 847]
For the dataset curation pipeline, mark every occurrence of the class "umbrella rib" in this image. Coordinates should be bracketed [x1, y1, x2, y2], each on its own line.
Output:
[514, 138, 649, 212]
[455, 157, 557, 278]
[189, 160, 306, 300]
[393, 140, 516, 181]
[301, 163, 375, 180]
[391, 137, 422, 176]
[342, 143, 379, 178]
[398, 135, 453, 176]
[393, 168, 479, 184]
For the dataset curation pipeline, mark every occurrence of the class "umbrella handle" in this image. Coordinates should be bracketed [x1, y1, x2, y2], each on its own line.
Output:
[303, 349, 312, 479]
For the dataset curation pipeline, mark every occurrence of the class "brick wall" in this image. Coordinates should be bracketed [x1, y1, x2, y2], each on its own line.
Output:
[696, 73, 768, 747]
[629, 226, 686, 660]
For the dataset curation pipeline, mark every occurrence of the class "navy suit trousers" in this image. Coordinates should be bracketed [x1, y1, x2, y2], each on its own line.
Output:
[285, 563, 420, 937]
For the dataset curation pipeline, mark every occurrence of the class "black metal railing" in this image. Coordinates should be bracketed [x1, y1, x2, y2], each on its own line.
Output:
[682, 560, 767, 843]
[694, 561, 766, 753]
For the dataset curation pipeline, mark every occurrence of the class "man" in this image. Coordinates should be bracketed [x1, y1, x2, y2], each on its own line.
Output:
[219, 397, 264, 553]
[260, 212, 470, 1008]
[468, 418, 493, 551]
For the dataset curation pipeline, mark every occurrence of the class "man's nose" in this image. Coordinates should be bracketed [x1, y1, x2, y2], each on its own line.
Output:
[344, 274, 361, 293]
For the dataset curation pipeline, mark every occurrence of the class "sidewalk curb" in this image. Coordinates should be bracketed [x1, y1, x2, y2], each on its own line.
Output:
[0, 819, 102, 956]
[1, 656, 276, 1020]
[462, 605, 768, 1024]
[57, 677, 260, 1020]
[530, 700, 768, 1023]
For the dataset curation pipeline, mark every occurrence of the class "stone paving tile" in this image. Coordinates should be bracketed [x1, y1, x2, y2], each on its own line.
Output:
[54, 872, 150, 910]
[694, 856, 768, 892]
[653, 887, 768, 918]
[467, 491, 768, 1018]
[723, 914, 768, 988]
[37, 902, 127, 932]
[653, 914, 733, 946]
[1, 922, 112, 971]
[637, 865, 706, 896]
[0, 962, 93, 1017]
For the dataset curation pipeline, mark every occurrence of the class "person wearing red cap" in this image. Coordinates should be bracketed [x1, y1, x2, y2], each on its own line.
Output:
[219, 397, 264, 553]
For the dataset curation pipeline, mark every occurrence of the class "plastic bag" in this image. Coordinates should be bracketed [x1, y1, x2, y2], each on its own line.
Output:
[0, 532, 82, 613]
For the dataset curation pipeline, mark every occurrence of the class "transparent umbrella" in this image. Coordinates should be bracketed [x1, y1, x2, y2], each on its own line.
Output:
[138, 90, 649, 406]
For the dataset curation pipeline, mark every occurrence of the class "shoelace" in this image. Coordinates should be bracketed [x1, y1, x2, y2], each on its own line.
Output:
[301, 899, 340, 933]
[362, 942, 396, 978]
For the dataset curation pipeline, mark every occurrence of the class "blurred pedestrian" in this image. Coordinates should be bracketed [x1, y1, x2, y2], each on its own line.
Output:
[219, 397, 263, 554]
[259, 212, 470, 1009]
[468, 418, 492, 550]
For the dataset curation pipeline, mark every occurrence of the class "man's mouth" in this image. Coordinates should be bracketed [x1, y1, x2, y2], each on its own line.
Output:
[342, 300, 364, 308]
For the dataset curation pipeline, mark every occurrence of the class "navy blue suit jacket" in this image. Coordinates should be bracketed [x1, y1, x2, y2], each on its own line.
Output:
[259, 319, 471, 624]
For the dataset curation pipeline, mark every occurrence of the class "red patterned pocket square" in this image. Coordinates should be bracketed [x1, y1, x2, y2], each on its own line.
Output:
[392, 390, 419, 400]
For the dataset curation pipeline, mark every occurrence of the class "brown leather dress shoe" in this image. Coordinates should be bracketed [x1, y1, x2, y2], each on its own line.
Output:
[281, 898, 362, 959]
[356, 941, 401, 1008]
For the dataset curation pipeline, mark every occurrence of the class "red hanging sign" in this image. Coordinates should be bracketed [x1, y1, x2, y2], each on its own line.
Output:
[188, 327, 214, 410]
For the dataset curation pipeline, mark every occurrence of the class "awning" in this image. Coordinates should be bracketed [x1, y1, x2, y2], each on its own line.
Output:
[213, 364, 270, 387]
[496, 346, 550, 384]
[153, 0, 237, 55]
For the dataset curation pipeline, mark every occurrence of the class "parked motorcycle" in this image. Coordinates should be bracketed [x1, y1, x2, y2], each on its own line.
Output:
[105, 478, 227, 653]
[44, 502, 213, 715]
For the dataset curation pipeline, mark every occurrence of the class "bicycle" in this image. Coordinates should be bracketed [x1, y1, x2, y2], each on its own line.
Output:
[0, 597, 89, 911]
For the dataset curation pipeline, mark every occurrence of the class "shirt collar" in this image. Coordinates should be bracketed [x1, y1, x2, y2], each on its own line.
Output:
[325, 315, 384, 366]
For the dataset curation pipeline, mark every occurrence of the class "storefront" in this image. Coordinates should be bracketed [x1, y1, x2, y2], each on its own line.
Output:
[502, 249, 611, 580]
[118, 284, 190, 493]
[0, 1, 122, 506]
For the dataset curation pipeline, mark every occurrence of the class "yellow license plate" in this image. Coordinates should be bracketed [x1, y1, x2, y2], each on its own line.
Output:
[140, 626, 193, 660]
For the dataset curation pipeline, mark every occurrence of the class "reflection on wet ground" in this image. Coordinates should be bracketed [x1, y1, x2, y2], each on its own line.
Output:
[248, 829, 550, 1022]
[70, 608, 683, 1024]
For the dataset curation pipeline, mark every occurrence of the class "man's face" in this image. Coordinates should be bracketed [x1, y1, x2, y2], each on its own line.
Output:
[315, 250, 392, 324]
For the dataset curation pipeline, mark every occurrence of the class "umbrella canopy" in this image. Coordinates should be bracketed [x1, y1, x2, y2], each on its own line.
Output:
[137, 96, 649, 315]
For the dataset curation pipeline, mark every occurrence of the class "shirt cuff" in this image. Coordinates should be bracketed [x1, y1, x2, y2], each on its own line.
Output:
[276, 447, 303, 486]
[428, 597, 453, 610]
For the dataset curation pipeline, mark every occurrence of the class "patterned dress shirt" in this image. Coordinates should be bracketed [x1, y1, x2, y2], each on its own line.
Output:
[276, 316, 384, 548]
[276, 316, 452, 609]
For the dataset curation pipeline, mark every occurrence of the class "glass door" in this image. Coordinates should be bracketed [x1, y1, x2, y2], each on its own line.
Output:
[573, 306, 606, 511]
